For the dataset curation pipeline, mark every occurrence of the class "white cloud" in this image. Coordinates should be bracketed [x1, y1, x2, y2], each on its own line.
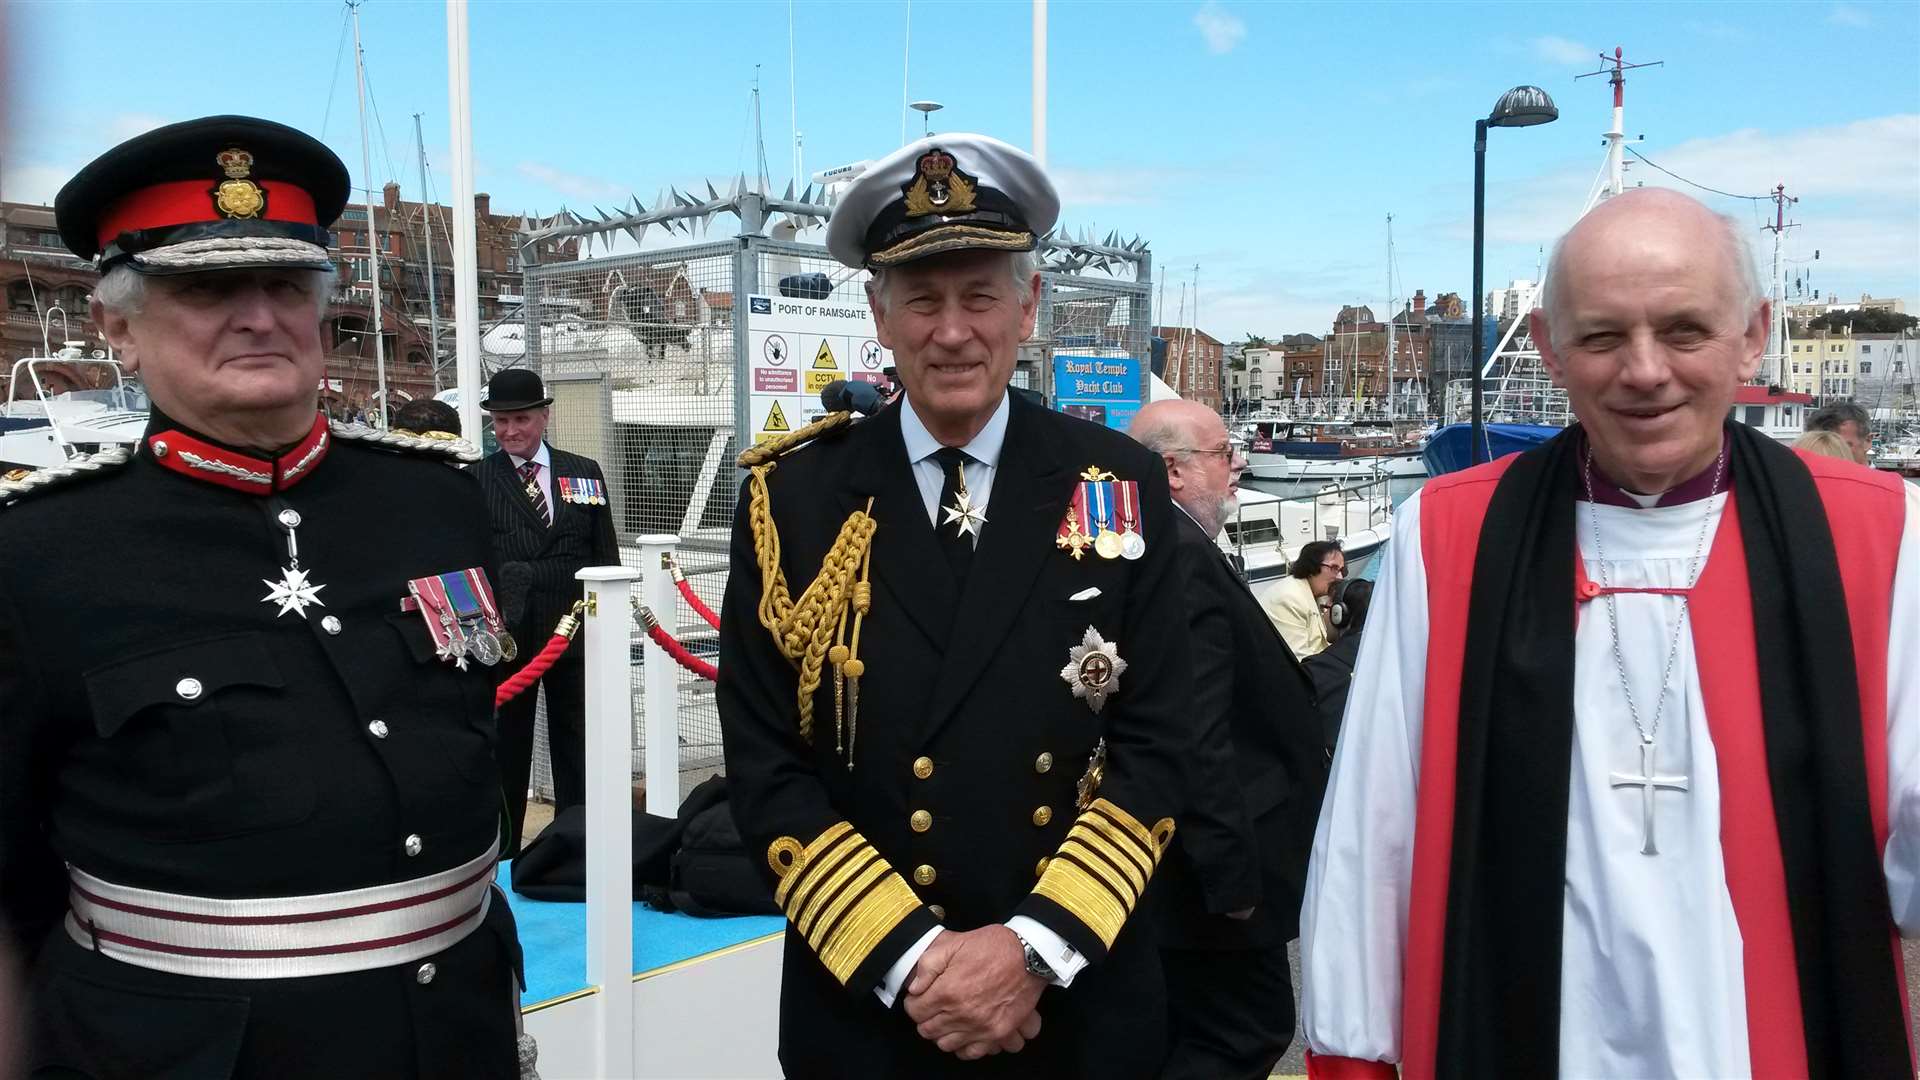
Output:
[0, 162, 72, 206]
[1829, 3, 1872, 26]
[1531, 35, 1596, 67]
[1193, 3, 1246, 55]
[515, 161, 627, 203]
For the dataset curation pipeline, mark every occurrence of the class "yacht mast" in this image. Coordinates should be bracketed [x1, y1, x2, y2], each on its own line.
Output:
[412, 113, 443, 391]
[1385, 212, 1395, 421]
[349, 0, 388, 426]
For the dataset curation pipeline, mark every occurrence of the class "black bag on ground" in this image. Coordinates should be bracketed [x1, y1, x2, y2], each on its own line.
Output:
[509, 804, 679, 902]
[508, 776, 775, 918]
[660, 779, 779, 917]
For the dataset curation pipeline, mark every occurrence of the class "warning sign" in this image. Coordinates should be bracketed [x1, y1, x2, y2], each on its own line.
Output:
[746, 295, 891, 449]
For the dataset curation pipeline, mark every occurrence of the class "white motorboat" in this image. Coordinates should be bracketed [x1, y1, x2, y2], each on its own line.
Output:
[0, 346, 149, 471]
[1218, 481, 1392, 584]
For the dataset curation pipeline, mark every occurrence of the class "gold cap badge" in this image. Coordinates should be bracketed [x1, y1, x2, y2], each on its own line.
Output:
[212, 147, 265, 220]
[902, 148, 977, 218]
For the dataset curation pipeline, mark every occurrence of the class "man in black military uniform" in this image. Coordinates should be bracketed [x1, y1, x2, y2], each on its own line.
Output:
[0, 116, 525, 1079]
[471, 368, 620, 857]
[717, 133, 1195, 1078]
[1130, 399, 1326, 1080]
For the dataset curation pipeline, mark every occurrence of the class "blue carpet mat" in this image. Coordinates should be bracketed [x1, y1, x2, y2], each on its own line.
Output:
[496, 863, 785, 1005]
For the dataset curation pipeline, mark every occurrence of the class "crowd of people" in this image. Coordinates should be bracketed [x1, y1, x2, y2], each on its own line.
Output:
[3, 115, 1916, 1080]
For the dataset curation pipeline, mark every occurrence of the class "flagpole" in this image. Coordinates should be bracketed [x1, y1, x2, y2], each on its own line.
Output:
[446, 0, 483, 444]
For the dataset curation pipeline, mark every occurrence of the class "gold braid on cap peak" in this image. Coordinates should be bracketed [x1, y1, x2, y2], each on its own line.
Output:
[737, 411, 877, 752]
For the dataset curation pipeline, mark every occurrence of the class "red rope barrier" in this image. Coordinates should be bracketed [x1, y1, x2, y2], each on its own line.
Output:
[494, 604, 586, 708]
[633, 603, 719, 682]
[665, 554, 722, 631]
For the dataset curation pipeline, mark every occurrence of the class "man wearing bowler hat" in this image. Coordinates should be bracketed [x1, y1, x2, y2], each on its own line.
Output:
[0, 116, 528, 1078]
[475, 368, 620, 857]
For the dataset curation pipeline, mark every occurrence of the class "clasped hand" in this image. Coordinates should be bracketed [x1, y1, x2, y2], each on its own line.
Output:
[902, 925, 1046, 1060]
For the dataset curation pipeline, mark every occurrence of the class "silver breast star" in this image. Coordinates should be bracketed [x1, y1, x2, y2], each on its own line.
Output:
[262, 565, 327, 618]
[942, 488, 988, 540]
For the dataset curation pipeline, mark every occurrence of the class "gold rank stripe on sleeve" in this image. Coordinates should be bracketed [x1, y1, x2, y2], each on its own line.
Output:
[1032, 798, 1174, 949]
[767, 823, 924, 986]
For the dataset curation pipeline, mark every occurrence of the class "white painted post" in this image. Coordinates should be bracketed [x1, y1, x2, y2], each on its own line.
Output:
[576, 565, 640, 1080]
[638, 534, 683, 818]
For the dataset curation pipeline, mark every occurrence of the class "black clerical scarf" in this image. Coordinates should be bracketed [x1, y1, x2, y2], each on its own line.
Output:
[1435, 421, 1908, 1078]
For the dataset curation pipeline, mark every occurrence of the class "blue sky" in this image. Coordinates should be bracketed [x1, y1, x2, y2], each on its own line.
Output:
[7, 0, 1917, 336]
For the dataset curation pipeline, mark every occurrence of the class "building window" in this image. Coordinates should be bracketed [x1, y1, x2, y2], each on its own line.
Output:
[341, 209, 367, 221]
[1861, 361, 1873, 375]
[1861, 344, 1872, 353]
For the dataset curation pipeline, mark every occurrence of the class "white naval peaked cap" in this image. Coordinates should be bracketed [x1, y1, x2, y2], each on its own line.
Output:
[824, 133, 1060, 270]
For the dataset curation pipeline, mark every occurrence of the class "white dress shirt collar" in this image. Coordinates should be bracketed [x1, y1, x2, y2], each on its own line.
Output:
[900, 391, 1010, 468]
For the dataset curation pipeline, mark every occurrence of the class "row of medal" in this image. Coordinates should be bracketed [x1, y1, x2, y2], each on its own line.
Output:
[1056, 472, 1147, 562]
[406, 568, 518, 671]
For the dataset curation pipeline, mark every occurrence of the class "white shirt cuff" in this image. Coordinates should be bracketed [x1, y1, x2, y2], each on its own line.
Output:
[1006, 915, 1087, 988]
[873, 925, 944, 1008]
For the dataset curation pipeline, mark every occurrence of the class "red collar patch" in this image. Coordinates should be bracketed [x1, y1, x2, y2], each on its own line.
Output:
[147, 413, 332, 494]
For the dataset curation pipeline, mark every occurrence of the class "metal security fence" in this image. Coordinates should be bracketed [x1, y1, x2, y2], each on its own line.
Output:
[1034, 272, 1153, 396]
[506, 195, 1152, 803]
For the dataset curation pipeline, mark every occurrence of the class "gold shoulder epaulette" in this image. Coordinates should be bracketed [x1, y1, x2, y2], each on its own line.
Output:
[329, 420, 483, 465]
[0, 446, 133, 507]
[736, 408, 877, 757]
[736, 411, 854, 469]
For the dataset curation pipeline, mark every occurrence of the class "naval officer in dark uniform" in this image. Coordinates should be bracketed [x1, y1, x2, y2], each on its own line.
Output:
[0, 116, 525, 1079]
[472, 368, 620, 857]
[717, 134, 1195, 1078]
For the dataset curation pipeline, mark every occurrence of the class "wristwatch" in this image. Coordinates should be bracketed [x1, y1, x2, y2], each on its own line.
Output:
[1018, 937, 1056, 981]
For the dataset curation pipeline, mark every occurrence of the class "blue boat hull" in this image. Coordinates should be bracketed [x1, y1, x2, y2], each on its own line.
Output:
[1422, 423, 1562, 476]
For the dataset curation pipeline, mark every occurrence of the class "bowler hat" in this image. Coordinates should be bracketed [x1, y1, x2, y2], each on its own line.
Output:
[480, 369, 553, 411]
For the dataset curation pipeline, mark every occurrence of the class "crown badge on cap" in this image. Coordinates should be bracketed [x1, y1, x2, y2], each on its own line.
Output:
[211, 147, 265, 220]
[902, 148, 976, 218]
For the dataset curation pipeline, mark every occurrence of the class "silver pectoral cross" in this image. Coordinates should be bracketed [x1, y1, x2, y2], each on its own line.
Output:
[1610, 739, 1689, 855]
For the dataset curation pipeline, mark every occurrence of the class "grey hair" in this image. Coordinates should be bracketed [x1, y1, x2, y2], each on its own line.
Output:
[91, 264, 149, 316]
[91, 263, 340, 318]
[1538, 191, 1763, 351]
[1127, 407, 1191, 459]
[1808, 400, 1870, 433]
[866, 250, 1039, 313]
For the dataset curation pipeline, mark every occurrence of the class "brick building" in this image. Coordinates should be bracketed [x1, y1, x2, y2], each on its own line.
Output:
[0, 185, 574, 416]
[1153, 324, 1224, 411]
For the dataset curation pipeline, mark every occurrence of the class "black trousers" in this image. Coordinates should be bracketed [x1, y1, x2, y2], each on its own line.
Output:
[495, 641, 587, 857]
[1158, 944, 1295, 1080]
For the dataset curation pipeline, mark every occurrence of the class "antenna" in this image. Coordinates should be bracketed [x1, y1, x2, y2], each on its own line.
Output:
[1761, 183, 1799, 385]
[1577, 46, 1663, 201]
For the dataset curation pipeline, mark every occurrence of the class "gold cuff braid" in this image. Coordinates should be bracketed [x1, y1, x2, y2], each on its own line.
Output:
[1032, 798, 1175, 949]
[768, 824, 922, 985]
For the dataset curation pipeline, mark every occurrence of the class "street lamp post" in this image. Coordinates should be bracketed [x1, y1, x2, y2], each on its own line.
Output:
[1470, 85, 1558, 464]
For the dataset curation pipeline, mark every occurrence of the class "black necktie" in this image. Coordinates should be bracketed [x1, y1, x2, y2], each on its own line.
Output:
[933, 446, 976, 581]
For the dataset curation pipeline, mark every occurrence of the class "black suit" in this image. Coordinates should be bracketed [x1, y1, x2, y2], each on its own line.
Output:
[473, 443, 620, 857]
[0, 414, 518, 1078]
[718, 394, 1195, 1078]
[1156, 507, 1326, 1080]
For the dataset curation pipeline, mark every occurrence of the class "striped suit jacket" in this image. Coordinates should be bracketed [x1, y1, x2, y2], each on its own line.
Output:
[472, 445, 620, 648]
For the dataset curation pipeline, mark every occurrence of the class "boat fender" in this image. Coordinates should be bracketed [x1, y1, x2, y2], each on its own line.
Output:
[327, 420, 484, 465]
[0, 446, 133, 507]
